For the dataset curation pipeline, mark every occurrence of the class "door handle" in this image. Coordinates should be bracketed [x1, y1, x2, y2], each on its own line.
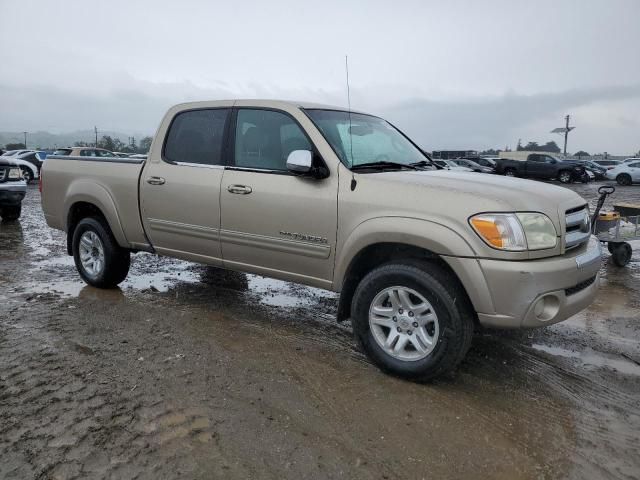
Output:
[146, 176, 165, 185]
[227, 184, 252, 195]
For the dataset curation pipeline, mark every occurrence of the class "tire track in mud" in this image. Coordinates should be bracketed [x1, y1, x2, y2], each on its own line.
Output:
[0, 302, 245, 480]
[493, 340, 640, 480]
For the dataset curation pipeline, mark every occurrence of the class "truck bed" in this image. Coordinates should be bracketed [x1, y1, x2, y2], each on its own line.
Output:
[41, 156, 150, 249]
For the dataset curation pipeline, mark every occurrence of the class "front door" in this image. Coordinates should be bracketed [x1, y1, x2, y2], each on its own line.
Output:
[220, 108, 338, 288]
[140, 107, 230, 264]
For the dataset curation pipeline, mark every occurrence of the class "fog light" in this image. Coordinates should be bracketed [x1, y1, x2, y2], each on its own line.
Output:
[533, 295, 560, 322]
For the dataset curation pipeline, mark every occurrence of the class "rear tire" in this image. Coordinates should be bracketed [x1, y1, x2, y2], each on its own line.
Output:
[611, 242, 632, 267]
[351, 261, 474, 381]
[72, 217, 130, 288]
[504, 168, 516, 177]
[558, 170, 572, 183]
[0, 205, 21, 221]
[616, 174, 632, 186]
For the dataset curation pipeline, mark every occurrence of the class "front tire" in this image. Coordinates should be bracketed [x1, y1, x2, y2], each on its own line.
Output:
[72, 217, 130, 288]
[20, 167, 34, 184]
[616, 174, 632, 186]
[351, 261, 474, 381]
[0, 205, 21, 221]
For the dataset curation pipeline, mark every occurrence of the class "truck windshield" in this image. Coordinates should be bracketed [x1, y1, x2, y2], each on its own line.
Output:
[305, 109, 428, 168]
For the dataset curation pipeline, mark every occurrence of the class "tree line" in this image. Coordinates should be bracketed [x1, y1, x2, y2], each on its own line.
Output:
[73, 135, 153, 154]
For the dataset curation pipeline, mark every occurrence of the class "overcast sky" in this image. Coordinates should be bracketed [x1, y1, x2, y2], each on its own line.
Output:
[1, 0, 639, 154]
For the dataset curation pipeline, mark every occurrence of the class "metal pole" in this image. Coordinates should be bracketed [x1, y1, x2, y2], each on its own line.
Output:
[563, 115, 569, 156]
[23, 131, 27, 149]
[94, 126, 98, 147]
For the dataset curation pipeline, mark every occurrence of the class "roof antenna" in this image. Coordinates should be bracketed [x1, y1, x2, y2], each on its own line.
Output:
[345, 55, 357, 191]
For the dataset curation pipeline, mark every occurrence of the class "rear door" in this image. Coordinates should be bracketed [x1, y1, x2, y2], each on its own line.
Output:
[140, 107, 231, 264]
[219, 107, 338, 288]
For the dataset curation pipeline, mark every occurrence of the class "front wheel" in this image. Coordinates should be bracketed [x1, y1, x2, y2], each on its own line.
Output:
[72, 217, 131, 288]
[20, 167, 34, 184]
[616, 174, 632, 186]
[351, 262, 474, 381]
[0, 205, 21, 221]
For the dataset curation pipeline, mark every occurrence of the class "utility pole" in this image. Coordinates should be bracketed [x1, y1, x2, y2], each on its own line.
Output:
[551, 115, 575, 156]
[94, 126, 98, 147]
[23, 131, 27, 149]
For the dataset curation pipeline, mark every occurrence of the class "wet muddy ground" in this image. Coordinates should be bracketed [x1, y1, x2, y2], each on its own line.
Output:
[1, 181, 639, 480]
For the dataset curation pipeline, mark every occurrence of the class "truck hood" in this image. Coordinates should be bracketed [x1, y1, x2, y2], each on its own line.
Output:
[373, 170, 583, 208]
[354, 169, 587, 239]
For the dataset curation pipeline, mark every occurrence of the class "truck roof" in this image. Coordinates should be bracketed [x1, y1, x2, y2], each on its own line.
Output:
[170, 99, 370, 115]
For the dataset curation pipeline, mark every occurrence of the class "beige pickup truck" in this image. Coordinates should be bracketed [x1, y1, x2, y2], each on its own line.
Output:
[41, 100, 602, 380]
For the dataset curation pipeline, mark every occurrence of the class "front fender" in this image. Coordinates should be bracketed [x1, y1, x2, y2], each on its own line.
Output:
[63, 180, 128, 247]
[334, 216, 477, 290]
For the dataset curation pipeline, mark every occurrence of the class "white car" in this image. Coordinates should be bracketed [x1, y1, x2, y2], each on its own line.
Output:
[606, 160, 640, 185]
[0, 150, 42, 183]
[622, 157, 640, 164]
[433, 159, 474, 172]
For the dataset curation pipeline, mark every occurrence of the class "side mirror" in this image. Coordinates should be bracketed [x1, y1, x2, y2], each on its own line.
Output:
[286, 150, 313, 175]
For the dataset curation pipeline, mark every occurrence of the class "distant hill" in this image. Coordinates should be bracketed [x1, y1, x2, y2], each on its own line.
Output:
[0, 130, 152, 150]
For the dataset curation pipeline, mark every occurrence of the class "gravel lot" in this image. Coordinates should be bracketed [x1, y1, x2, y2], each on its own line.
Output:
[1, 181, 639, 480]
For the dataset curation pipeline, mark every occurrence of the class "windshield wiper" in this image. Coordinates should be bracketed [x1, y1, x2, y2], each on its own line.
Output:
[351, 161, 420, 171]
[409, 160, 435, 169]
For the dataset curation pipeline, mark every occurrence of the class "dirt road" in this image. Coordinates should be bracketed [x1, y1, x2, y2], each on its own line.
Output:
[1, 183, 639, 479]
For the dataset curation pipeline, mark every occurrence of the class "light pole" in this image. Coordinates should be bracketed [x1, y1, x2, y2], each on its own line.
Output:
[23, 131, 27, 149]
[551, 115, 575, 156]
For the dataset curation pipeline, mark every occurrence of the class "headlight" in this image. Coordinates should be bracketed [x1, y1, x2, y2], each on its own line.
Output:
[8, 168, 21, 179]
[470, 213, 557, 251]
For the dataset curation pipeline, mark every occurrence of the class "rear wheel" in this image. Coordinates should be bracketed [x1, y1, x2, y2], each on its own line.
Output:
[72, 217, 130, 288]
[558, 170, 572, 183]
[504, 168, 516, 177]
[616, 174, 632, 186]
[611, 242, 632, 267]
[351, 261, 474, 381]
[0, 205, 21, 221]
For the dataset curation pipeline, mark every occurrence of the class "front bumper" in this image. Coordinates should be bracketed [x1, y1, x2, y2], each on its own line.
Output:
[0, 182, 27, 206]
[446, 236, 602, 329]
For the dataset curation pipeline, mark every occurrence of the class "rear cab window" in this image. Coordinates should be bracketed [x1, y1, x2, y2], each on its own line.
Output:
[163, 109, 230, 166]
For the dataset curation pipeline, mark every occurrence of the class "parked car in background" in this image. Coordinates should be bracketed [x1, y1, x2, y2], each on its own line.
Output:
[452, 158, 494, 173]
[472, 157, 498, 169]
[433, 160, 474, 172]
[41, 99, 602, 381]
[0, 150, 44, 184]
[574, 160, 607, 180]
[0, 158, 27, 220]
[593, 159, 622, 170]
[52, 147, 117, 157]
[607, 161, 640, 185]
[622, 157, 640, 164]
[495, 153, 586, 183]
[113, 152, 132, 158]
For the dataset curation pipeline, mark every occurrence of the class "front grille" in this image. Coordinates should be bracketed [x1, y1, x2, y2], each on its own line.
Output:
[564, 205, 591, 250]
[0, 168, 6, 182]
[565, 275, 597, 296]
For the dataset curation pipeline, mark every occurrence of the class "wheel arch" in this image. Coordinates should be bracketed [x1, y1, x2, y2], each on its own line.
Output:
[64, 184, 128, 255]
[334, 218, 479, 322]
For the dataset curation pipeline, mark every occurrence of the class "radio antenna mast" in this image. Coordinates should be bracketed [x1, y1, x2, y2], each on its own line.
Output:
[345, 55, 357, 191]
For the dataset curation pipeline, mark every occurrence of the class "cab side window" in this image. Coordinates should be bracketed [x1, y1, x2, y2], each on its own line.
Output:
[164, 109, 230, 165]
[234, 109, 311, 171]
